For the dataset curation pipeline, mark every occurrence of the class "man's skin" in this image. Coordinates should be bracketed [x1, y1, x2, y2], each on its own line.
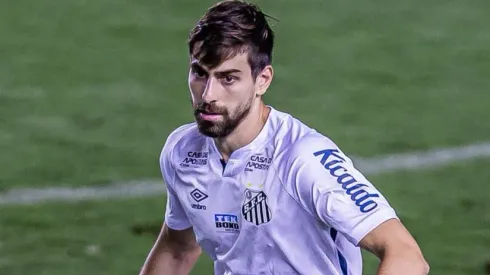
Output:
[138, 52, 430, 275]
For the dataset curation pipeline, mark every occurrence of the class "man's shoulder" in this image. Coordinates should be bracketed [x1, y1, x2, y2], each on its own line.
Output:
[167, 122, 200, 144]
[268, 108, 344, 163]
[275, 125, 352, 171]
[270, 111, 336, 156]
[159, 122, 205, 161]
[288, 132, 342, 161]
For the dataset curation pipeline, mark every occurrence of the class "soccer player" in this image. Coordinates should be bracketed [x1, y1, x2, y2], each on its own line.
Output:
[139, 1, 429, 274]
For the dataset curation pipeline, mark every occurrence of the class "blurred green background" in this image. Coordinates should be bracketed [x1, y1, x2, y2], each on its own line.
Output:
[1, 0, 490, 274]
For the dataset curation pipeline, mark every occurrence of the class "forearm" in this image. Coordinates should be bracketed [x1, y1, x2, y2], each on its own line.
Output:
[376, 251, 429, 275]
[139, 246, 201, 275]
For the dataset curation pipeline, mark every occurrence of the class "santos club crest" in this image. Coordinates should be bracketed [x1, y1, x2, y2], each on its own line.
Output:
[241, 189, 272, 225]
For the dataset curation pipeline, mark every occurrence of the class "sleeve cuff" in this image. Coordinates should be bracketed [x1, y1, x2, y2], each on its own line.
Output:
[349, 208, 399, 246]
[164, 218, 193, 231]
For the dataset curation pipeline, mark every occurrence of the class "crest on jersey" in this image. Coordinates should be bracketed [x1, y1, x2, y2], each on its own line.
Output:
[241, 189, 272, 225]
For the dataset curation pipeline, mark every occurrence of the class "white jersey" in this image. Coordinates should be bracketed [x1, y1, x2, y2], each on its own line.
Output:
[161, 106, 398, 275]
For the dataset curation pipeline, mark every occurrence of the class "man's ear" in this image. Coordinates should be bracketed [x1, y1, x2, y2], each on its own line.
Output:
[255, 65, 274, 96]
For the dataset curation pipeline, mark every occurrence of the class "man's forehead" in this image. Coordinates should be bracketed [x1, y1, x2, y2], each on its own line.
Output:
[191, 52, 250, 72]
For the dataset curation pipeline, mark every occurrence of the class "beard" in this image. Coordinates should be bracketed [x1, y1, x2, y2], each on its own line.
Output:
[193, 97, 253, 138]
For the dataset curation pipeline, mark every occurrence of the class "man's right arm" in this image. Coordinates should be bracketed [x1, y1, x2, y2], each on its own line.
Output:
[140, 130, 201, 275]
[138, 223, 201, 275]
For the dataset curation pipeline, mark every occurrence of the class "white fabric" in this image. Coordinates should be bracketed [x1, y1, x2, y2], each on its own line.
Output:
[162, 106, 398, 275]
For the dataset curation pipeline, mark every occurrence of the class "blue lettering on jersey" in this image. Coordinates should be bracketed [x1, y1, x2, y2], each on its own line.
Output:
[180, 151, 208, 167]
[313, 149, 379, 213]
[245, 155, 272, 172]
[215, 214, 240, 232]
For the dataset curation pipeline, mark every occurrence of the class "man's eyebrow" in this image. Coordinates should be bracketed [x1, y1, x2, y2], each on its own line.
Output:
[214, 69, 242, 75]
[190, 61, 242, 75]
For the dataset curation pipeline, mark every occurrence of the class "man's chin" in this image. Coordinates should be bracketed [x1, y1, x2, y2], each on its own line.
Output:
[195, 120, 221, 138]
[197, 127, 221, 138]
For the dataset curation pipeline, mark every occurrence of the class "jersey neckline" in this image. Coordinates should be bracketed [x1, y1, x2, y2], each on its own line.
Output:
[207, 105, 275, 163]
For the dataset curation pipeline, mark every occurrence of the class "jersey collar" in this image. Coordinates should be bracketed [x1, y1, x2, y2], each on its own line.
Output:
[208, 106, 275, 162]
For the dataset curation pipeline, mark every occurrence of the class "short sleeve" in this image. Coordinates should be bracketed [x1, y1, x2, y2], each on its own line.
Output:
[164, 182, 192, 230]
[160, 142, 192, 230]
[286, 136, 398, 246]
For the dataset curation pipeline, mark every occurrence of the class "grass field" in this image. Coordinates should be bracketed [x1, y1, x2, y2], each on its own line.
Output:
[1, 160, 489, 274]
[1, 0, 490, 274]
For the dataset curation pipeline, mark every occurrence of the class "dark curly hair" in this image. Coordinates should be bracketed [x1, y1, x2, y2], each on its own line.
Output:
[188, 0, 275, 79]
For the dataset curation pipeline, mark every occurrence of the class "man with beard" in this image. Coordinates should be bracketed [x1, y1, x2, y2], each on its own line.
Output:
[138, 1, 429, 275]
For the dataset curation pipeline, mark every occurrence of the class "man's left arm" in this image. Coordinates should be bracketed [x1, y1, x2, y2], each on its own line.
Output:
[359, 218, 429, 275]
[284, 136, 429, 275]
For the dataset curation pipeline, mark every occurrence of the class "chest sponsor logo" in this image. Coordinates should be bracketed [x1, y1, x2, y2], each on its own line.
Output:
[214, 214, 240, 233]
[241, 189, 272, 225]
[245, 155, 273, 172]
[180, 151, 208, 167]
[190, 188, 208, 210]
[313, 149, 380, 213]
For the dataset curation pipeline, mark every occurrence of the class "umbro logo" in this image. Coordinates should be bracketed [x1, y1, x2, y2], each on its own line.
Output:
[190, 188, 208, 202]
[190, 188, 208, 210]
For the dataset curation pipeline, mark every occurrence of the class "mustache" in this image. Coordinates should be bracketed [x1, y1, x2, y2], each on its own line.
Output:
[194, 103, 227, 115]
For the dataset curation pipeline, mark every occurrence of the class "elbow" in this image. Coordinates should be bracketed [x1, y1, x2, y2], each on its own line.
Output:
[421, 258, 430, 275]
[380, 247, 430, 275]
[403, 250, 430, 275]
[413, 257, 430, 275]
[410, 246, 430, 275]
[407, 252, 431, 275]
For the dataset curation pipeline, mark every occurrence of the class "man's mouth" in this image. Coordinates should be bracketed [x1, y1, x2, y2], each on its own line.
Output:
[197, 111, 222, 121]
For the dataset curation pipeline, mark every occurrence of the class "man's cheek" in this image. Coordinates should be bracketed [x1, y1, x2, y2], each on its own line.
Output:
[189, 84, 205, 103]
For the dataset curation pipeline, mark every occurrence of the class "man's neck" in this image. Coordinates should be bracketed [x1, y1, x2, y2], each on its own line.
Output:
[215, 103, 270, 162]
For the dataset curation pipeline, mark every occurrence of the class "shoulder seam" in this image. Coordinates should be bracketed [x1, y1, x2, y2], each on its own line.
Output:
[163, 123, 195, 187]
[167, 143, 177, 188]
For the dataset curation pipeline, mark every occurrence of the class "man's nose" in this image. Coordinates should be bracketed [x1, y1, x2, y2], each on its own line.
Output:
[202, 77, 220, 103]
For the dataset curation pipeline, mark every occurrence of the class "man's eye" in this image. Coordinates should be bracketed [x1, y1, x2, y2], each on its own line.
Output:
[195, 69, 206, 78]
[191, 66, 207, 78]
[222, 76, 236, 84]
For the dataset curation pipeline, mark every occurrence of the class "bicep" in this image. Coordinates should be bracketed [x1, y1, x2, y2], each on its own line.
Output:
[160, 223, 199, 253]
[358, 219, 429, 274]
[358, 218, 421, 258]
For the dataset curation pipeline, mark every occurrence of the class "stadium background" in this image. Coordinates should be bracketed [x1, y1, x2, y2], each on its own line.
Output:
[1, 0, 489, 274]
